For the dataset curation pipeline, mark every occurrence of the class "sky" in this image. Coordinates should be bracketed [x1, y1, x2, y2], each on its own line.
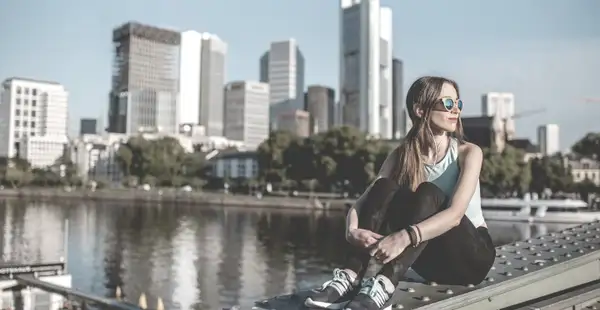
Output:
[0, 0, 598, 150]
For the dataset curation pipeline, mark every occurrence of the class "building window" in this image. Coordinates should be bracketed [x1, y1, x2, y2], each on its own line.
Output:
[16, 99, 21, 105]
[31, 121, 35, 128]
[15, 120, 19, 126]
[23, 110, 28, 116]
[32, 89, 37, 96]
[16, 87, 22, 94]
[24, 88, 29, 95]
[31, 111, 36, 117]
[24, 99, 28, 106]
[15, 109, 20, 116]
[32, 100, 36, 107]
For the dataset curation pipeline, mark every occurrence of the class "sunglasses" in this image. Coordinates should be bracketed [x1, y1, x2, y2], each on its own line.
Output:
[439, 97, 463, 112]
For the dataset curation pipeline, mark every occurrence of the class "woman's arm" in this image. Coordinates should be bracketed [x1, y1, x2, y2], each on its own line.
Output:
[345, 146, 400, 238]
[412, 142, 483, 242]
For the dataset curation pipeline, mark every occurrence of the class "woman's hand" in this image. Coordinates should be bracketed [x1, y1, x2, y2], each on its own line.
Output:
[370, 230, 411, 264]
[347, 228, 383, 249]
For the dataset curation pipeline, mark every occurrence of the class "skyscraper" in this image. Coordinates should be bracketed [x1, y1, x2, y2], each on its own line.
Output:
[339, 0, 393, 139]
[305, 85, 335, 134]
[392, 58, 410, 139]
[223, 81, 270, 150]
[108, 22, 180, 135]
[199, 33, 227, 136]
[259, 39, 305, 128]
[108, 22, 227, 137]
[537, 124, 560, 156]
[179, 30, 203, 125]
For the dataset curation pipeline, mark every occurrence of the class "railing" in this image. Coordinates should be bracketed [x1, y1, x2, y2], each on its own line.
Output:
[252, 220, 600, 310]
[5, 275, 163, 310]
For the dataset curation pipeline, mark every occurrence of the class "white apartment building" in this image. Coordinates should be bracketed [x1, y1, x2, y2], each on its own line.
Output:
[260, 39, 305, 128]
[537, 124, 560, 156]
[0, 78, 68, 167]
[339, 0, 393, 139]
[224, 81, 270, 150]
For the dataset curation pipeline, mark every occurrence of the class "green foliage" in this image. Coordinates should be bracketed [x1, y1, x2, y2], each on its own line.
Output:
[572, 132, 600, 159]
[115, 136, 207, 188]
[256, 126, 390, 194]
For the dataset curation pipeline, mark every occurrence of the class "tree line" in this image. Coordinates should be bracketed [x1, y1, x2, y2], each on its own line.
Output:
[1, 128, 599, 196]
[256, 127, 600, 197]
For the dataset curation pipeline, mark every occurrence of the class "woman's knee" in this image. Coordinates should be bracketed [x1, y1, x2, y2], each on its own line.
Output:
[412, 182, 447, 215]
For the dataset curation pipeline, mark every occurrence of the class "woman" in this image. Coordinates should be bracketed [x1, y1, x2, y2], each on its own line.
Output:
[304, 76, 496, 310]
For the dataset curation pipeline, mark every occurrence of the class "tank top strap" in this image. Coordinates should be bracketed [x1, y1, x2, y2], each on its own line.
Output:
[448, 137, 459, 161]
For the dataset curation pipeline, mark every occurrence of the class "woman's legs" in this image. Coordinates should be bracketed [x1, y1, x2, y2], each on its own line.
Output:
[306, 179, 496, 310]
[345, 182, 495, 310]
[305, 177, 401, 309]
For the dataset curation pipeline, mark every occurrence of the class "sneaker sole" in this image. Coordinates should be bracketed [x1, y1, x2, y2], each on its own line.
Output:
[304, 297, 350, 309]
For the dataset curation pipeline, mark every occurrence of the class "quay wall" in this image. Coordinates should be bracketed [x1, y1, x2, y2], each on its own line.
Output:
[0, 188, 349, 210]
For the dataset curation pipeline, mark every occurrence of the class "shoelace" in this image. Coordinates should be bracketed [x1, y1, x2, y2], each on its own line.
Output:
[321, 268, 353, 296]
[359, 277, 391, 308]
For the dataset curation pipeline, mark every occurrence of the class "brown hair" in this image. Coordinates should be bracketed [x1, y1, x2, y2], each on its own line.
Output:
[393, 76, 465, 190]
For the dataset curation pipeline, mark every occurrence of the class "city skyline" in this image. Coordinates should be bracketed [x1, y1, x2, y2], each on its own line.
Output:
[0, 0, 598, 149]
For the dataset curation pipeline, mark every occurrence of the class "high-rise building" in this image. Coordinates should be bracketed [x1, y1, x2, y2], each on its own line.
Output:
[224, 81, 270, 150]
[339, 0, 393, 139]
[0, 77, 69, 167]
[392, 58, 410, 139]
[108, 22, 228, 137]
[259, 39, 305, 128]
[179, 30, 203, 126]
[481, 92, 516, 140]
[199, 33, 227, 136]
[537, 124, 560, 156]
[277, 109, 310, 138]
[80, 118, 97, 135]
[108, 22, 180, 135]
[305, 85, 335, 134]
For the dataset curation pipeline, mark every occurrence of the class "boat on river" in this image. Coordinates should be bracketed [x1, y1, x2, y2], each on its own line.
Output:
[481, 198, 598, 223]
[0, 261, 70, 309]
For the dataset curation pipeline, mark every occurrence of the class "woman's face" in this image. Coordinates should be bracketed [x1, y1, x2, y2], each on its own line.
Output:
[429, 82, 461, 133]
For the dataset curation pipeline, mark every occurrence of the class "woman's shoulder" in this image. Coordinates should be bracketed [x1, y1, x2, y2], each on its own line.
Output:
[457, 142, 483, 164]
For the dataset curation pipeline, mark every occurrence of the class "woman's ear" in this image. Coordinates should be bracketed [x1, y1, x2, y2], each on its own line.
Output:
[413, 105, 424, 119]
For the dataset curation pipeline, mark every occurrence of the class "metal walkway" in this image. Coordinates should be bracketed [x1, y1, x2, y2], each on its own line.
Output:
[253, 221, 600, 310]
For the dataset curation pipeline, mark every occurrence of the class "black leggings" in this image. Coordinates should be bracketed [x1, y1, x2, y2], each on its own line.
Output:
[344, 177, 496, 286]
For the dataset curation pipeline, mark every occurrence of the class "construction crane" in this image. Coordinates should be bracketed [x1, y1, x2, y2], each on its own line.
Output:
[503, 108, 546, 141]
[583, 97, 600, 104]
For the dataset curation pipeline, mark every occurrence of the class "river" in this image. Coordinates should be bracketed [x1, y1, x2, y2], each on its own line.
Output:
[0, 199, 575, 310]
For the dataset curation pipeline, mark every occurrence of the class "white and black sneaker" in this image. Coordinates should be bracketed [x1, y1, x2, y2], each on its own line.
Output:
[344, 274, 395, 310]
[304, 268, 358, 309]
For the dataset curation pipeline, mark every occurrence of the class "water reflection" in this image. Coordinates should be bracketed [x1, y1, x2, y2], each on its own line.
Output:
[0, 200, 577, 310]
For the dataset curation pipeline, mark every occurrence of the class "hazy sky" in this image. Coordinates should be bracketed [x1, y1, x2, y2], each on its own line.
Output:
[0, 0, 598, 150]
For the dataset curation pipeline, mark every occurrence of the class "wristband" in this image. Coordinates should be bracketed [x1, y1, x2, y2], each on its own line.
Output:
[406, 226, 418, 247]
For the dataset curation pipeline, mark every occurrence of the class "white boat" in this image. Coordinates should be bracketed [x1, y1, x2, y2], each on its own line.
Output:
[481, 198, 598, 223]
[0, 262, 71, 309]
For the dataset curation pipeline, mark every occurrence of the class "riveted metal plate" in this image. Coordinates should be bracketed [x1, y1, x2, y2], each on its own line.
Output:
[252, 221, 600, 310]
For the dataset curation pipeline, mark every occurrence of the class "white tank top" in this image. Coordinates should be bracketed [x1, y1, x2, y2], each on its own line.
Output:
[424, 138, 486, 227]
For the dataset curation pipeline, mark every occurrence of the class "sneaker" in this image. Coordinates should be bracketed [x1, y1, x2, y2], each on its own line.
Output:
[304, 268, 357, 309]
[344, 275, 395, 310]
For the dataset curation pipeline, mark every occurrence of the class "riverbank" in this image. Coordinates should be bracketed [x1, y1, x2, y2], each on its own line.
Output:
[0, 188, 350, 210]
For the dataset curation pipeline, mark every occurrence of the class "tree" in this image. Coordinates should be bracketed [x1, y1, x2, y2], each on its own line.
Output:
[115, 136, 188, 186]
[572, 132, 600, 159]
[256, 130, 298, 183]
[480, 146, 529, 196]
